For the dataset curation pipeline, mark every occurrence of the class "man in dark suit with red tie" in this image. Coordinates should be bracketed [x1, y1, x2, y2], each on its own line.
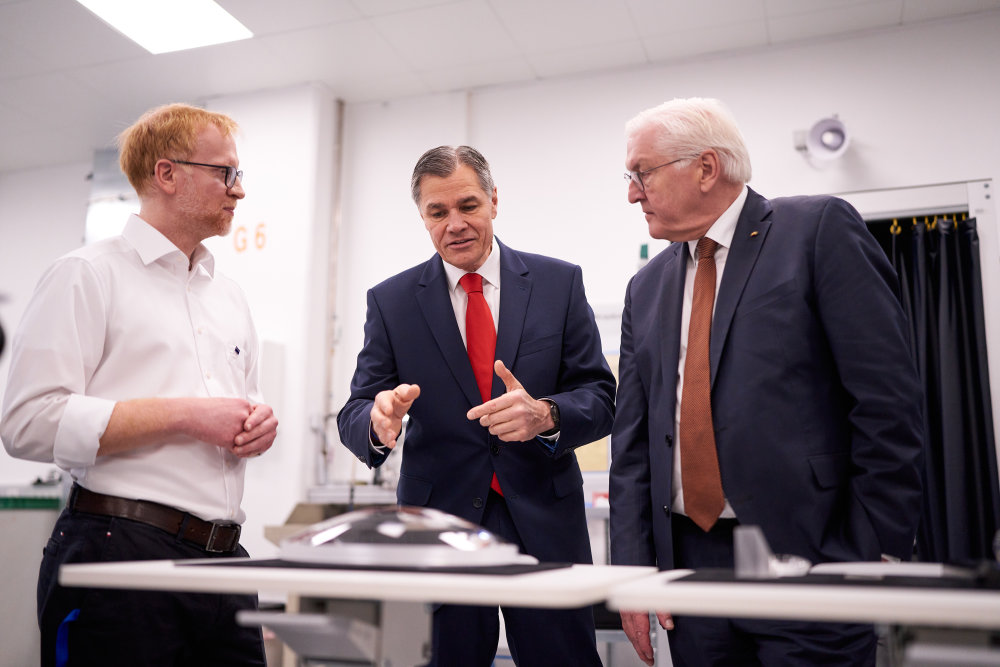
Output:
[609, 98, 924, 666]
[338, 145, 615, 666]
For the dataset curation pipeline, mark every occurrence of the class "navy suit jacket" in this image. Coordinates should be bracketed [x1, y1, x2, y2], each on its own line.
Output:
[610, 189, 924, 570]
[338, 240, 616, 564]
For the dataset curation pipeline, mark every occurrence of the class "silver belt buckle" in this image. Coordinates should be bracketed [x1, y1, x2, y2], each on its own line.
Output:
[205, 522, 240, 553]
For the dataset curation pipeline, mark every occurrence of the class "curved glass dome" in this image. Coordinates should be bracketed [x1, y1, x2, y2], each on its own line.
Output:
[280, 506, 532, 567]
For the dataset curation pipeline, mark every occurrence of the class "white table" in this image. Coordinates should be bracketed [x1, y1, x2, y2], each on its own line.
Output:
[607, 569, 1000, 630]
[61, 560, 655, 665]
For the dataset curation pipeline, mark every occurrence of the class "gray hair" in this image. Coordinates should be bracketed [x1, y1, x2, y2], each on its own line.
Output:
[411, 145, 495, 204]
[625, 98, 752, 184]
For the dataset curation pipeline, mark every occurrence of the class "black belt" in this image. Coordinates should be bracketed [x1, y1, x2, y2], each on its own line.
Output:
[68, 484, 241, 554]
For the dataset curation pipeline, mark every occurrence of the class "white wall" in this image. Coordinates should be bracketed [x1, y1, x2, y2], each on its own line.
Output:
[2, 12, 999, 532]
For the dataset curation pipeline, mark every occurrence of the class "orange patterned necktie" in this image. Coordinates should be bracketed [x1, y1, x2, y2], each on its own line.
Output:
[679, 237, 724, 531]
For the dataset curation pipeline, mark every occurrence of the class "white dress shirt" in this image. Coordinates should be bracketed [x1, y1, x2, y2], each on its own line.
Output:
[1, 215, 263, 523]
[441, 242, 501, 339]
[672, 185, 748, 519]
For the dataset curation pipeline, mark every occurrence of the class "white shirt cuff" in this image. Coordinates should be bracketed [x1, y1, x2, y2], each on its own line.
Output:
[54, 394, 115, 470]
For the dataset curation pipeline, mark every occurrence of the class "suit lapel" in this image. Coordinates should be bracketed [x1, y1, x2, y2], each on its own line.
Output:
[659, 242, 687, 399]
[711, 188, 772, 382]
[415, 256, 484, 408]
[495, 240, 531, 400]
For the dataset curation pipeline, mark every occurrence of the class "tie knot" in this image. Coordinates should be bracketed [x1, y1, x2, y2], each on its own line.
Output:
[459, 272, 483, 294]
[696, 237, 718, 260]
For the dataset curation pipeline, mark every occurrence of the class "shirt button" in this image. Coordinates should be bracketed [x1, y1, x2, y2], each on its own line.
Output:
[663, 505, 672, 517]
[473, 497, 484, 509]
[491, 444, 500, 455]
[205, 372, 212, 380]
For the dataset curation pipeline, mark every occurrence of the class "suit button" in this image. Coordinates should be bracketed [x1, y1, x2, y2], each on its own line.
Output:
[473, 497, 484, 509]
[491, 444, 500, 455]
[665, 434, 674, 447]
[663, 505, 672, 517]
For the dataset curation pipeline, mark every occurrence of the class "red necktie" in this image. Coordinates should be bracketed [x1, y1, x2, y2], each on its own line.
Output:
[459, 273, 503, 496]
[680, 237, 724, 531]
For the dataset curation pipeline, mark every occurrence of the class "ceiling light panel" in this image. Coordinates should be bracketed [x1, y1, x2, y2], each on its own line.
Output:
[75, 0, 252, 54]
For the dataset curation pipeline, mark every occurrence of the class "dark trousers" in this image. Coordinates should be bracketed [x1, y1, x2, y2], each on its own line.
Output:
[668, 514, 877, 666]
[427, 491, 602, 667]
[38, 508, 265, 667]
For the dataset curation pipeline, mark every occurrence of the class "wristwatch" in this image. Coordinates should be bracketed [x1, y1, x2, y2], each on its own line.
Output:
[539, 398, 560, 437]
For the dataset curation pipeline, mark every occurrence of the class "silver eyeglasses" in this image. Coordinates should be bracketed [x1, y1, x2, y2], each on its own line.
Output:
[624, 157, 687, 192]
[169, 159, 243, 189]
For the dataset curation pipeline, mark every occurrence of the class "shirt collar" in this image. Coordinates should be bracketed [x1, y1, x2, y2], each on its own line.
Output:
[686, 185, 748, 260]
[122, 214, 216, 276]
[442, 241, 501, 292]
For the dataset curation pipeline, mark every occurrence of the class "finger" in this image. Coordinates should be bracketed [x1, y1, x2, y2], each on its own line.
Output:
[392, 384, 421, 417]
[394, 383, 420, 403]
[484, 412, 525, 440]
[235, 429, 276, 453]
[621, 611, 654, 665]
[657, 611, 674, 630]
[469, 392, 516, 421]
[372, 421, 398, 449]
[236, 416, 278, 446]
[467, 397, 496, 421]
[244, 404, 273, 431]
[493, 360, 523, 393]
[625, 628, 654, 666]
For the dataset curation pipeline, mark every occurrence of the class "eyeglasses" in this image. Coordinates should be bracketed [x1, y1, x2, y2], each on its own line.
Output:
[169, 159, 243, 189]
[624, 157, 688, 192]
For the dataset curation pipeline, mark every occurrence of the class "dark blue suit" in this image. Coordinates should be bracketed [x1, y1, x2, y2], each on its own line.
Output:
[339, 240, 615, 665]
[610, 189, 924, 664]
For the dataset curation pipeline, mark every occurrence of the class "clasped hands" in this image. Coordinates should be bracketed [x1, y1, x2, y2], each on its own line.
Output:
[369, 360, 555, 448]
[190, 398, 278, 459]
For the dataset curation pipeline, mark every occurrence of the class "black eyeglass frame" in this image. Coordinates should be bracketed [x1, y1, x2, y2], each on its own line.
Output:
[168, 159, 243, 189]
[624, 157, 688, 192]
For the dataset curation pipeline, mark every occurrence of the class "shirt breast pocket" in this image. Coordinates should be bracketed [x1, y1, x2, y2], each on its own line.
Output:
[225, 342, 248, 396]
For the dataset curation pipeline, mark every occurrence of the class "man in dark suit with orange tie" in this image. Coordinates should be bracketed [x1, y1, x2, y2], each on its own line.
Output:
[610, 98, 924, 666]
[338, 145, 615, 666]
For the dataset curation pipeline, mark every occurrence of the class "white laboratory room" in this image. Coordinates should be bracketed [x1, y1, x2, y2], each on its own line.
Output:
[2, 1, 1000, 666]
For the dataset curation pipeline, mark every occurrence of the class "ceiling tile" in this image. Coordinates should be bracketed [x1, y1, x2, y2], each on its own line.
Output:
[350, 0, 465, 18]
[257, 20, 413, 82]
[216, 0, 361, 35]
[764, 0, 902, 18]
[1, 0, 145, 69]
[528, 39, 648, 79]
[642, 20, 768, 63]
[625, 0, 767, 38]
[371, 0, 520, 70]
[0, 36, 45, 79]
[902, 0, 1000, 22]
[767, 2, 903, 42]
[489, 0, 637, 53]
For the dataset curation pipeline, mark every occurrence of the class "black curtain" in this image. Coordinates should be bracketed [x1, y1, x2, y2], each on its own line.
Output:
[867, 214, 1000, 563]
